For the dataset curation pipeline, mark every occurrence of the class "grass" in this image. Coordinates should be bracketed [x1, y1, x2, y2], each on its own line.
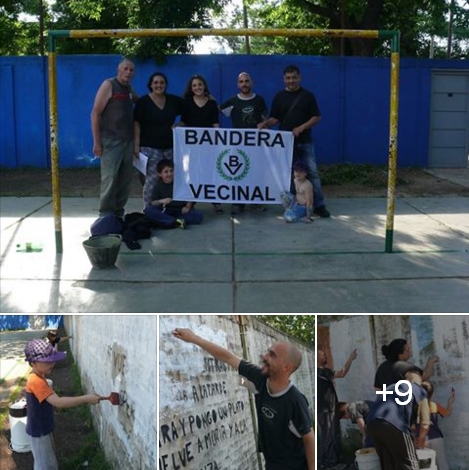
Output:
[0, 376, 27, 428]
[57, 339, 112, 470]
[320, 163, 407, 187]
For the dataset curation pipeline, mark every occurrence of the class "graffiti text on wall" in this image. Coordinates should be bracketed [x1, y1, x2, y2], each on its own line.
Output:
[159, 399, 248, 470]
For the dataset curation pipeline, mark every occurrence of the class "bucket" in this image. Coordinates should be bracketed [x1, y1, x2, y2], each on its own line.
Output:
[355, 447, 381, 470]
[83, 234, 122, 268]
[9, 399, 31, 453]
[417, 448, 436, 469]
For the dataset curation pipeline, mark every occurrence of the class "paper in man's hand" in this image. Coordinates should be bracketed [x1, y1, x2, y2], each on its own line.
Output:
[133, 152, 148, 176]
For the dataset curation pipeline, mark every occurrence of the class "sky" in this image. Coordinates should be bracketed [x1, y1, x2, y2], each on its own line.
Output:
[192, 0, 243, 54]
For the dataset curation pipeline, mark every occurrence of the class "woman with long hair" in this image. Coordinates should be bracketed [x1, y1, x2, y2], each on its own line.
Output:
[180, 74, 223, 214]
[134, 72, 184, 208]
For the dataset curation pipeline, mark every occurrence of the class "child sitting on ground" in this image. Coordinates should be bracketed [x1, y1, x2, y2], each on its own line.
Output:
[281, 160, 314, 223]
[143, 159, 203, 229]
[24, 339, 100, 469]
[419, 381, 455, 470]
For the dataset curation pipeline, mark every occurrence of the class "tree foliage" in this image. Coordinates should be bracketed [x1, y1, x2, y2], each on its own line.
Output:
[0, 0, 43, 55]
[3, 0, 229, 59]
[219, 0, 468, 57]
[2, 0, 467, 58]
[256, 315, 315, 347]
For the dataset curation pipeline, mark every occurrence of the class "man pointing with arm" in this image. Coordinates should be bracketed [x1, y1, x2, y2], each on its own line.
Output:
[172, 328, 315, 470]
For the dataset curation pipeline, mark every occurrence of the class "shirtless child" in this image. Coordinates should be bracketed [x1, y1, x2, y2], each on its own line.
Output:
[281, 161, 314, 223]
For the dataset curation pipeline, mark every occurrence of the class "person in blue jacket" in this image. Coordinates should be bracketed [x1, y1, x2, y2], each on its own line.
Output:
[366, 369, 430, 470]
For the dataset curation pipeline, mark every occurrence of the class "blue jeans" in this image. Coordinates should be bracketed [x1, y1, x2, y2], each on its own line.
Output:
[280, 191, 306, 222]
[144, 205, 203, 227]
[292, 142, 325, 209]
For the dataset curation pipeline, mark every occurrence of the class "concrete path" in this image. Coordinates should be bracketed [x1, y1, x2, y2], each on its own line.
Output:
[1, 195, 468, 313]
[0, 330, 44, 407]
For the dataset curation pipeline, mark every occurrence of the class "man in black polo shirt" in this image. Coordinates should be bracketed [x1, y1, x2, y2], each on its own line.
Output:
[172, 327, 315, 470]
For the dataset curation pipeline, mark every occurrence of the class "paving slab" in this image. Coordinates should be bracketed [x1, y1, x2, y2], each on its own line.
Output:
[1, 196, 468, 313]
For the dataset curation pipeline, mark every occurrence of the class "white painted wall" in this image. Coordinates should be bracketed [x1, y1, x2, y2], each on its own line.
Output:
[326, 315, 469, 470]
[159, 315, 315, 470]
[64, 315, 157, 470]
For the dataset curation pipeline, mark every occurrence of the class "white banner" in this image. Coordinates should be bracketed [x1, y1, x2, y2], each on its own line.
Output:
[173, 127, 293, 204]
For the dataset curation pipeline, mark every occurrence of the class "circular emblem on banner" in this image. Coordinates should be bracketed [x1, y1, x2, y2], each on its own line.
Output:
[216, 149, 250, 181]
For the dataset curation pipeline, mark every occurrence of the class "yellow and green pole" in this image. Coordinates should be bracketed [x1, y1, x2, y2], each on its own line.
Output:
[382, 31, 400, 253]
[48, 33, 62, 253]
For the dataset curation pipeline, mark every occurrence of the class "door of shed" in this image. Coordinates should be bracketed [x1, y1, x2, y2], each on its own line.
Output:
[428, 69, 469, 168]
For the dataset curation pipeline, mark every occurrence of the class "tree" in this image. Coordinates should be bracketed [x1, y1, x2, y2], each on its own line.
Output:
[50, 0, 229, 61]
[446, 0, 469, 58]
[256, 315, 315, 346]
[2, 0, 229, 58]
[220, 0, 467, 58]
[215, 0, 330, 54]
[0, 0, 45, 55]
[2, 0, 466, 57]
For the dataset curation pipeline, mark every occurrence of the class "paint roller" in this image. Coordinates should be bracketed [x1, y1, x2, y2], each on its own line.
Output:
[99, 392, 120, 405]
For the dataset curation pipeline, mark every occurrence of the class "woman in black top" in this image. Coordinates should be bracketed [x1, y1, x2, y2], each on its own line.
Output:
[134, 72, 184, 208]
[374, 338, 438, 390]
[180, 75, 223, 214]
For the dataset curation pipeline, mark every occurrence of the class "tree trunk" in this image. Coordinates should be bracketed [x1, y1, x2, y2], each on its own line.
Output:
[299, 0, 385, 56]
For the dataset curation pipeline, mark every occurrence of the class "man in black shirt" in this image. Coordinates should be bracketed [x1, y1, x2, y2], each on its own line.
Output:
[220, 72, 269, 214]
[220, 72, 268, 129]
[260, 65, 330, 218]
[317, 348, 357, 469]
[172, 327, 315, 470]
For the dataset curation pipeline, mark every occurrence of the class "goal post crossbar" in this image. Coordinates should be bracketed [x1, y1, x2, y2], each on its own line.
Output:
[47, 28, 400, 254]
[48, 28, 397, 41]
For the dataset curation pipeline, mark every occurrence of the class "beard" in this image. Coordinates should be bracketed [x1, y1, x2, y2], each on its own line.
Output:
[260, 361, 270, 377]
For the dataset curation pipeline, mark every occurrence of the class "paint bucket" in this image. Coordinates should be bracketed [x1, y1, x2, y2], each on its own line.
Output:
[9, 398, 31, 453]
[355, 447, 381, 470]
[417, 448, 436, 469]
[83, 234, 122, 268]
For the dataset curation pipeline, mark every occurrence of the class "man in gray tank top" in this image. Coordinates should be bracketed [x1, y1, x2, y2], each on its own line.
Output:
[91, 58, 138, 217]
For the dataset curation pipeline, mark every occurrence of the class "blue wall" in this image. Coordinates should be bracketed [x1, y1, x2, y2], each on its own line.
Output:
[0, 55, 467, 169]
[0, 315, 63, 331]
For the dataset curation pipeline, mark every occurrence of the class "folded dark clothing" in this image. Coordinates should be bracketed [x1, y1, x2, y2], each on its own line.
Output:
[124, 239, 141, 250]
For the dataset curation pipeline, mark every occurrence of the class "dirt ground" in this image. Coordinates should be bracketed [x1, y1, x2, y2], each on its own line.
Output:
[1, 166, 469, 198]
[0, 335, 97, 470]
